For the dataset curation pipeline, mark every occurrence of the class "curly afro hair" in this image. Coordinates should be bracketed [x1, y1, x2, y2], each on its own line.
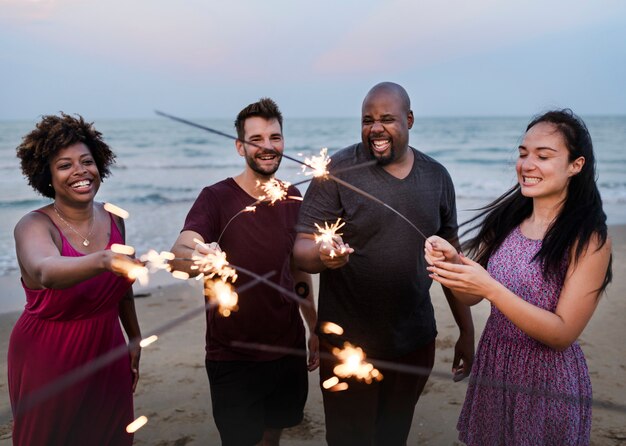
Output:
[16, 113, 116, 199]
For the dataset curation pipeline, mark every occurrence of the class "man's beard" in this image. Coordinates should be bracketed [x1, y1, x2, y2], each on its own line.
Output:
[369, 145, 395, 166]
[245, 151, 282, 176]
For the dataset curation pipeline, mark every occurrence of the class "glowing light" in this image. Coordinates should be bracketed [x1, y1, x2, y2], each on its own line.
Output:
[314, 218, 346, 245]
[321, 322, 344, 336]
[332, 343, 383, 384]
[328, 382, 349, 392]
[171, 270, 190, 280]
[302, 147, 331, 178]
[322, 376, 339, 389]
[314, 218, 348, 258]
[104, 203, 130, 219]
[140, 335, 158, 348]
[126, 415, 148, 433]
[127, 265, 150, 286]
[245, 206, 256, 212]
[205, 280, 239, 317]
[191, 239, 238, 283]
[140, 249, 175, 272]
[257, 178, 290, 204]
[111, 243, 135, 256]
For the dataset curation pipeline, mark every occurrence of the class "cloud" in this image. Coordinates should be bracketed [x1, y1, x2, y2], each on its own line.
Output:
[311, 0, 626, 75]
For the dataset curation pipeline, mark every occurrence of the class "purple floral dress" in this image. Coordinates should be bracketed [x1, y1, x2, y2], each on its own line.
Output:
[458, 226, 592, 445]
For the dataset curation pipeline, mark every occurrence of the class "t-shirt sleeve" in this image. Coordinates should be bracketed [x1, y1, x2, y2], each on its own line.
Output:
[295, 175, 343, 235]
[436, 168, 460, 247]
[181, 187, 220, 242]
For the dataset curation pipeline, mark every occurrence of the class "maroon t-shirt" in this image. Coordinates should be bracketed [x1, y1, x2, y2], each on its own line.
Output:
[182, 178, 305, 361]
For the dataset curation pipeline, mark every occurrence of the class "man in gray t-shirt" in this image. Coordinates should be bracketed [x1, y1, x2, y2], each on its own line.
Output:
[294, 82, 475, 445]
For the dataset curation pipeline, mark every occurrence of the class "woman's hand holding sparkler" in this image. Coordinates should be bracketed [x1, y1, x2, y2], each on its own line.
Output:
[108, 251, 145, 278]
[424, 235, 461, 266]
[425, 235, 490, 308]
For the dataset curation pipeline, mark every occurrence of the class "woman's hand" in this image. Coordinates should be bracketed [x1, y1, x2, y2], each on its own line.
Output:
[129, 342, 141, 392]
[424, 235, 461, 266]
[307, 333, 320, 371]
[427, 254, 498, 299]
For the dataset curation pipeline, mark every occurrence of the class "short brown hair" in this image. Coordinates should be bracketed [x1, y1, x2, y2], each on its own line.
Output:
[234, 98, 283, 140]
[16, 113, 116, 198]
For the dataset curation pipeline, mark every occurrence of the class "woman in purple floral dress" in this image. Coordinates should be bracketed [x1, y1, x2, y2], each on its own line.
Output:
[425, 110, 612, 445]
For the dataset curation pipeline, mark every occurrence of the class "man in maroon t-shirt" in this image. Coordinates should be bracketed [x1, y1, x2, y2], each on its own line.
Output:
[170, 98, 318, 446]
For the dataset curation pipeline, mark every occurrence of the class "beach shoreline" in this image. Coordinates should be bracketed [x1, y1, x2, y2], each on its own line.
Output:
[1, 225, 625, 445]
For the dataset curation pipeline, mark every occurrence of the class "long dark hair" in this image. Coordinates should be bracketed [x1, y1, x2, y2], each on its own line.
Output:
[461, 109, 612, 292]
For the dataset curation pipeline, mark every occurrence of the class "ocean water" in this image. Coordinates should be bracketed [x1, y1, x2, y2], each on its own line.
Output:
[1, 116, 625, 279]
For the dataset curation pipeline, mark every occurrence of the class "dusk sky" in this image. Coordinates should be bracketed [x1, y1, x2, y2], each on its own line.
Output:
[1, 0, 625, 119]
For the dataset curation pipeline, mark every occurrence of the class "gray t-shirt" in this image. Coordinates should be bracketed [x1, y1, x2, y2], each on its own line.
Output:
[296, 143, 458, 359]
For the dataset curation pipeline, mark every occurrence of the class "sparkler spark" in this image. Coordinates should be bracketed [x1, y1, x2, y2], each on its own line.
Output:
[139, 335, 158, 348]
[257, 178, 290, 204]
[314, 218, 348, 258]
[103, 203, 130, 219]
[111, 243, 135, 256]
[302, 147, 331, 178]
[314, 218, 346, 245]
[171, 270, 190, 280]
[140, 249, 175, 272]
[332, 342, 383, 384]
[190, 239, 238, 283]
[205, 280, 239, 317]
[322, 376, 340, 389]
[126, 265, 150, 286]
[321, 322, 344, 336]
[126, 415, 148, 433]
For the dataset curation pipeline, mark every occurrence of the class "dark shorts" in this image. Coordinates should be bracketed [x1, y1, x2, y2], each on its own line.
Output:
[206, 354, 308, 446]
[319, 339, 436, 446]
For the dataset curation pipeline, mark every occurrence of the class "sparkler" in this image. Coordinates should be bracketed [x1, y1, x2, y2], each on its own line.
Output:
[103, 202, 130, 219]
[216, 178, 299, 244]
[139, 249, 175, 272]
[204, 279, 238, 317]
[190, 238, 238, 283]
[126, 415, 148, 434]
[172, 256, 313, 309]
[258, 178, 290, 204]
[111, 243, 135, 256]
[314, 218, 348, 258]
[332, 342, 383, 384]
[139, 335, 158, 348]
[302, 147, 331, 178]
[155, 111, 430, 240]
[320, 321, 344, 336]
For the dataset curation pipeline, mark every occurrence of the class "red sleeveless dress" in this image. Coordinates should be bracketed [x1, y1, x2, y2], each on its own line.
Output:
[7, 211, 135, 445]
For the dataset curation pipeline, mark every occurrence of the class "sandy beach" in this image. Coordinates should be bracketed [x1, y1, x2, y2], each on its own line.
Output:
[1, 226, 625, 445]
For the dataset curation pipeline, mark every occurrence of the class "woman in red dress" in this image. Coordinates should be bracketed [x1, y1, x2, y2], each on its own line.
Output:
[8, 113, 142, 445]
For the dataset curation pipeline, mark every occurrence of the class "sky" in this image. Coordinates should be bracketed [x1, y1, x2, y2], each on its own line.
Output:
[1, 0, 626, 119]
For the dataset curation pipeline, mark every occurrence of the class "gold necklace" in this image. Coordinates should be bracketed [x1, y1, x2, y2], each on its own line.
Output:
[53, 205, 95, 247]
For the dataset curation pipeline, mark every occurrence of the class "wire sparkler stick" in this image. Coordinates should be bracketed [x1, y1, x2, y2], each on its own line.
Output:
[327, 173, 429, 240]
[216, 178, 298, 245]
[156, 110, 307, 168]
[156, 111, 430, 240]
[173, 257, 313, 308]
[229, 340, 626, 413]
